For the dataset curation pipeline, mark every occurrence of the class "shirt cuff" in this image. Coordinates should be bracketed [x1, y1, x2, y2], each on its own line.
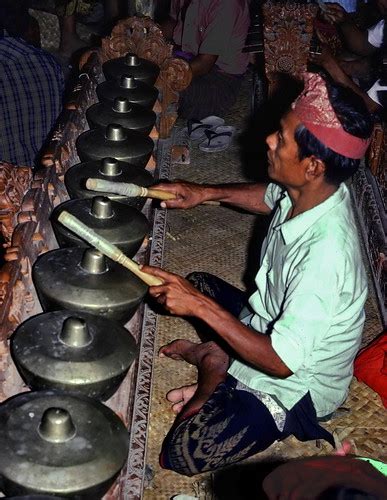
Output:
[270, 329, 304, 374]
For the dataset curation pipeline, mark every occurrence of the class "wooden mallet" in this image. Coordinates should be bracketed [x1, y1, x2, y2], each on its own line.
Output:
[85, 178, 220, 206]
[57, 211, 163, 286]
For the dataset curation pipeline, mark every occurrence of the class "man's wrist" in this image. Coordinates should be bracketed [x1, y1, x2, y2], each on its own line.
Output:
[194, 293, 226, 324]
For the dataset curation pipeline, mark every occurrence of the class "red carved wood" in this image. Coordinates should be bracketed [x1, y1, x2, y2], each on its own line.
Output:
[263, 2, 318, 90]
[0, 162, 32, 244]
[367, 122, 386, 198]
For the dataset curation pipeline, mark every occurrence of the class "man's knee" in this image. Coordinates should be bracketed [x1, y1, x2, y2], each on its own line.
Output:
[159, 434, 198, 476]
[186, 271, 214, 284]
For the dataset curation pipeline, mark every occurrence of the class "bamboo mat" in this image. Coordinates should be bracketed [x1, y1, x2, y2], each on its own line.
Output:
[143, 72, 386, 499]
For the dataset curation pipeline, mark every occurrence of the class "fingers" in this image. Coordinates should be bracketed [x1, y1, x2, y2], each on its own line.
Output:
[160, 198, 189, 209]
[316, 29, 328, 44]
[151, 181, 206, 209]
[321, 4, 346, 23]
[140, 265, 178, 281]
[151, 182, 176, 192]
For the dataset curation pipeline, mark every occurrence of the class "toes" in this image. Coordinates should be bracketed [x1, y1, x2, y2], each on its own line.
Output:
[172, 401, 185, 414]
[181, 385, 198, 400]
[166, 388, 184, 403]
[158, 341, 179, 357]
[158, 339, 190, 358]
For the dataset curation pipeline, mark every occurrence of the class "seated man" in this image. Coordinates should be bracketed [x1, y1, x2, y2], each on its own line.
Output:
[309, 44, 385, 112]
[320, 0, 387, 108]
[141, 73, 374, 476]
[160, 0, 250, 120]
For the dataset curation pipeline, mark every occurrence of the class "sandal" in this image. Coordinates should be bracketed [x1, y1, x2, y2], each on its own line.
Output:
[199, 126, 236, 153]
[184, 115, 225, 141]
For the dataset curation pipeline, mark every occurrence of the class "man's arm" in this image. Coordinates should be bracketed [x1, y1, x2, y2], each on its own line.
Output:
[189, 53, 218, 77]
[160, 16, 177, 41]
[322, 3, 377, 56]
[309, 45, 382, 113]
[153, 181, 272, 214]
[142, 267, 292, 378]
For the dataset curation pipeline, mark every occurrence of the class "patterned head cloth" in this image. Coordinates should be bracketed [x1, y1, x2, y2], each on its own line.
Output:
[292, 73, 371, 160]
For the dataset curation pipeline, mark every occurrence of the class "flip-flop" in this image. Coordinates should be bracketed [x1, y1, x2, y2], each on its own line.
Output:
[198, 126, 236, 153]
[184, 115, 225, 141]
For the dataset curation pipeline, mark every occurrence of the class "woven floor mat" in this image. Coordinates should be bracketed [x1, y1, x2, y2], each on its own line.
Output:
[143, 73, 385, 499]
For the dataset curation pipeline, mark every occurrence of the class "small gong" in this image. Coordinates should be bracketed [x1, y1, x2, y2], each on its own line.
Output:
[11, 310, 138, 400]
[64, 157, 154, 211]
[102, 53, 160, 86]
[33, 247, 147, 324]
[86, 97, 156, 136]
[51, 196, 150, 257]
[96, 75, 158, 109]
[76, 124, 154, 169]
[0, 391, 128, 498]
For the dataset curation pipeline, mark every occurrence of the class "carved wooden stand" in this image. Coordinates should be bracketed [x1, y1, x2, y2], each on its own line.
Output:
[353, 122, 387, 324]
[80, 16, 192, 139]
[262, 2, 318, 94]
[0, 16, 184, 499]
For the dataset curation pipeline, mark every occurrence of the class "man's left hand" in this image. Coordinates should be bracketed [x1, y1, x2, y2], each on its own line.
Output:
[141, 266, 205, 317]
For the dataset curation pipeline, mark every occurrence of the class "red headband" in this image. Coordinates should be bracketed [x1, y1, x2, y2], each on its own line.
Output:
[292, 73, 371, 160]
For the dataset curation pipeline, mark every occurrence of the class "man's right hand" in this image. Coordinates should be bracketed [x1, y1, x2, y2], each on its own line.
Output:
[320, 3, 348, 24]
[153, 181, 210, 209]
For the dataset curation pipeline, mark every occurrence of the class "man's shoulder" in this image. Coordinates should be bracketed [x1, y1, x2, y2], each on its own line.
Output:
[292, 187, 362, 271]
[0, 37, 59, 68]
[313, 189, 357, 244]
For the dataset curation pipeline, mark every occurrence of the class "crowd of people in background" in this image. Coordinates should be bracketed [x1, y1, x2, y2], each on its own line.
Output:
[1, 0, 386, 166]
[0, 3, 386, 496]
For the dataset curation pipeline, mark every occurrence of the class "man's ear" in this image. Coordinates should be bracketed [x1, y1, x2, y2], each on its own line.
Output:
[304, 156, 326, 180]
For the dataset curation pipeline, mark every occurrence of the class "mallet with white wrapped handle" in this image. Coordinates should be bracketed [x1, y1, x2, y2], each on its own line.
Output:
[57, 211, 163, 286]
[85, 178, 220, 205]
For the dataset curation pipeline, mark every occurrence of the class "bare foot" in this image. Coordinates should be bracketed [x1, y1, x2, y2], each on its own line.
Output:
[161, 340, 229, 419]
[159, 339, 200, 361]
[166, 384, 198, 414]
[159, 339, 227, 367]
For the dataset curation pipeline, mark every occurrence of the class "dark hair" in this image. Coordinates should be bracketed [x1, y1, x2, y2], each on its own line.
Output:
[0, 1, 30, 38]
[294, 81, 374, 186]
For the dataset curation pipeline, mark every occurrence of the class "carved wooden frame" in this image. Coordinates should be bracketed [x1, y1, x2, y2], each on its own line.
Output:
[367, 121, 387, 204]
[0, 24, 171, 497]
[79, 16, 192, 139]
[262, 1, 318, 93]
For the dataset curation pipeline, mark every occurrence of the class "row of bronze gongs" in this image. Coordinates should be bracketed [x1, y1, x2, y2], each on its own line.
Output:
[0, 54, 162, 498]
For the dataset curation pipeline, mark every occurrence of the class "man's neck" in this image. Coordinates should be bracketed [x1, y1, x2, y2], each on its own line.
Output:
[286, 183, 339, 219]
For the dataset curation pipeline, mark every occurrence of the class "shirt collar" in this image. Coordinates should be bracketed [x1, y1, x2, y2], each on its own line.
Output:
[275, 183, 348, 245]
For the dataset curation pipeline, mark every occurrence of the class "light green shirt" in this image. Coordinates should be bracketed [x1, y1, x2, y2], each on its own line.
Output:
[228, 183, 367, 417]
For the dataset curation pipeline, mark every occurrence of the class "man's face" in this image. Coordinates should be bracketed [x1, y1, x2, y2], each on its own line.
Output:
[266, 110, 310, 188]
[376, 0, 387, 16]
